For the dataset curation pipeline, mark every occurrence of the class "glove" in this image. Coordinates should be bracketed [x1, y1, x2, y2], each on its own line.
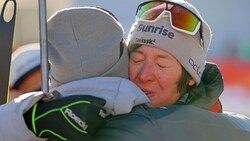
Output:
[24, 95, 106, 140]
[189, 62, 224, 112]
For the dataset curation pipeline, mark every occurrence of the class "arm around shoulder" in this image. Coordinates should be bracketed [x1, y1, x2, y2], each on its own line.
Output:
[0, 92, 45, 141]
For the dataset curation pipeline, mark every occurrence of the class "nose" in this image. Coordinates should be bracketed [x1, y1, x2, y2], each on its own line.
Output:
[137, 61, 155, 82]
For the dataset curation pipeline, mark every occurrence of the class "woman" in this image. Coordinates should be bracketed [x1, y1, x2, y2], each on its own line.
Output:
[127, 0, 222, 110]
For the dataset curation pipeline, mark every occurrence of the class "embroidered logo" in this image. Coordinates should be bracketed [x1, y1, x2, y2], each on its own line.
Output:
[136, 24, 174, 39]
[64, 108, 88, 130]
[136, 38, 156, 45]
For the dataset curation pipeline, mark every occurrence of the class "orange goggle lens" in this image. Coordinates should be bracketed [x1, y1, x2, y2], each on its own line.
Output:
[136, 1, 200, 34]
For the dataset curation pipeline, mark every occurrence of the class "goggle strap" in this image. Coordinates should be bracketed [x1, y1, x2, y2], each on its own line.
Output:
[199, 23, 204, 48]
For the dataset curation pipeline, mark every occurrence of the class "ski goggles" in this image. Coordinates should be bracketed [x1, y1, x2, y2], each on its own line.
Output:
[136, 0, 204, 46]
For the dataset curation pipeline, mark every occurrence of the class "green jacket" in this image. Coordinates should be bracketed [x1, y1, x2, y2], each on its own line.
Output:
[94, 105, 250, 141]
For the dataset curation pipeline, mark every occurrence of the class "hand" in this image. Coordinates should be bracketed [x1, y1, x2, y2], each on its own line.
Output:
[24, 95, 106, 140]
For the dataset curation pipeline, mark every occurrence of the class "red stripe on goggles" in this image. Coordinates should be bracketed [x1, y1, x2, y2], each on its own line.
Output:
[136, 1, 201, 36]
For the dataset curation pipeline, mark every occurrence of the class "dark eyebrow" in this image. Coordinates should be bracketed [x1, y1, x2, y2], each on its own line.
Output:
[157, 54, 173, 59]
[131, 49, 173, 60]
[131, 49, 143, 54]
[157, 54, 171, 59]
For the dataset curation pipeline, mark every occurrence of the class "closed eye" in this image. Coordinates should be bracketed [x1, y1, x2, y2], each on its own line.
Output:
[130, 51, 145, 64]
[157, 63, 167, 68]
[131, 58, 144, 63]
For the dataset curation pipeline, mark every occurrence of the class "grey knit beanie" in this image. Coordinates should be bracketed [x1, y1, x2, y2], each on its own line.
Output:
[127, 0, 212, 85]
[48, 7, 128, 88]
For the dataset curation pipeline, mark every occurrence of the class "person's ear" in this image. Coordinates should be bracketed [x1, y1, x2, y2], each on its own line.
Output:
[188, 78, 196, 86]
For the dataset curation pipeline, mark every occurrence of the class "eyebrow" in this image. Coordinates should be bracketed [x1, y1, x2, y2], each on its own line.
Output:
[132, 49, 173, 60]
[131, 50, 143, 55]
[157, 54, 172, 60]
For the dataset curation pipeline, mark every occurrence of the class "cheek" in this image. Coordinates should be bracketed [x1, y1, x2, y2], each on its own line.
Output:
[155, 70, 182, 106]
[129, 61, 137, 80]
[155, 67, 182, 93]
[157, 68, 182, 84]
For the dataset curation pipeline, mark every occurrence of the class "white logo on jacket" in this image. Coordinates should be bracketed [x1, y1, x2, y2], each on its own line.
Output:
[64, 108, 88, 130]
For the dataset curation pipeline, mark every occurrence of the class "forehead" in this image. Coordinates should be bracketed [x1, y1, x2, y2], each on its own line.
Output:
[132, 45, 177, 59]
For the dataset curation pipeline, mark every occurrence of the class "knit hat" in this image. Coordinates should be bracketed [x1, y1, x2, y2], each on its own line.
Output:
[10, 43, 40, 88]
[48, 7, 128, 88]
[127, 0, 212, 85]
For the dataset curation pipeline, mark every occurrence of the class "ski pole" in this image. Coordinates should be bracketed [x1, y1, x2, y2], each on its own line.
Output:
[39, 0, 49, 93]
[0, 0, 17, 104]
